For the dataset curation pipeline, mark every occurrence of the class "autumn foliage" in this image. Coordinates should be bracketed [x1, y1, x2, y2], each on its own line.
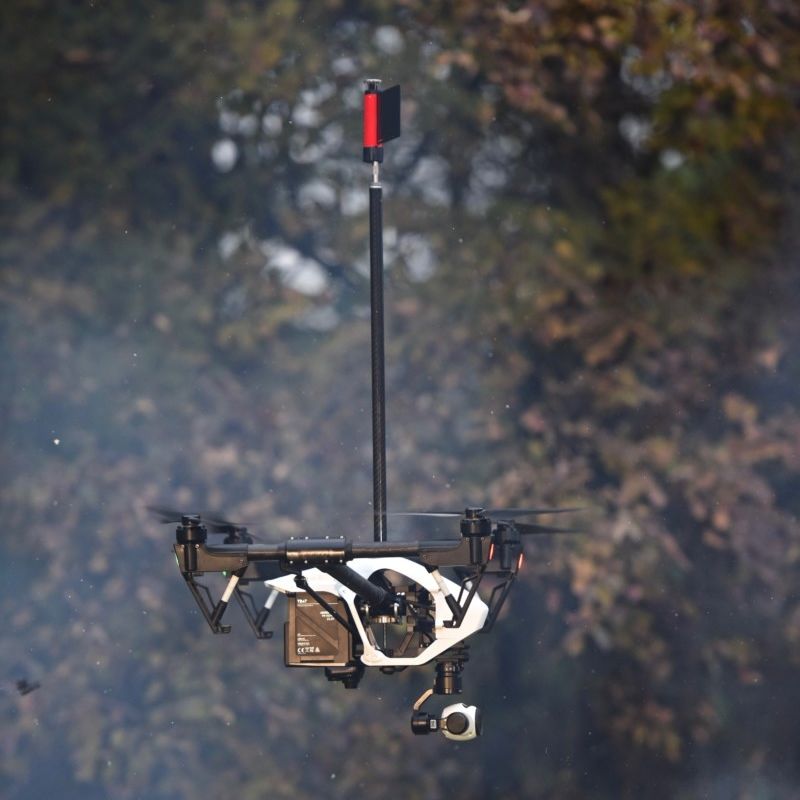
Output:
[2, 2, 800, 798]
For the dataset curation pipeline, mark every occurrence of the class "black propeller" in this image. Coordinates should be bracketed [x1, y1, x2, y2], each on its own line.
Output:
[147, 506, 262, 543]
[389, 506, 582, 519]
[510, 521, 581, 535]
[390, 506, 585, 538]
[149, 506, 200, 524]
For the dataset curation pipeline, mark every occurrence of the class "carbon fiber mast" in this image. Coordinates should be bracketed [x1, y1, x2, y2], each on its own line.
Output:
[362, 79, 401, 542]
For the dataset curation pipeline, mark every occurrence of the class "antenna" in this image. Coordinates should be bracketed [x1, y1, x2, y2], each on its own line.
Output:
[362, 79, 401, 542]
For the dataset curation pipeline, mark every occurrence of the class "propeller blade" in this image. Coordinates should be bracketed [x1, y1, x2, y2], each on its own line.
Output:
[513, 521, 582, 535]
[147, 506, 264, 541]
[200, 514, 266, 542]
[485, 507, 583, 517]
[389, 507, 582, 518]
[389, 511, 462, 518]
[202, 515, 244, 533]
[147, 506, 194, 524]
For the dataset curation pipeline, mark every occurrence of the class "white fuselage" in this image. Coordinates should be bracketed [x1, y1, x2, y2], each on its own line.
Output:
[265, 557, 488, 666]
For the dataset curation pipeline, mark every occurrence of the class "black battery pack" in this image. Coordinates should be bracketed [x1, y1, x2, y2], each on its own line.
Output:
[284, 592, 352, 666]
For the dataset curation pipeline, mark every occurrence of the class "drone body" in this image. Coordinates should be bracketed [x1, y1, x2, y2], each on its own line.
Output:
[266, 557, 488, 668]
[159, 505, 572, 740]
[155, 80, 578, 740]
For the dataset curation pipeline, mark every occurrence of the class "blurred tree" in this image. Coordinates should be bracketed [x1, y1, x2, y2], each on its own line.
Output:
[2, 1, 800, 799]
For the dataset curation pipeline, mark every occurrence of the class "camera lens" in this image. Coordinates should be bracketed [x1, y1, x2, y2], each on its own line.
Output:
[445, 711, 469, 735]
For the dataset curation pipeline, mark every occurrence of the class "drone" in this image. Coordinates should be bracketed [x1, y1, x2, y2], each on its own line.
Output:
[154, 80, 579, 741]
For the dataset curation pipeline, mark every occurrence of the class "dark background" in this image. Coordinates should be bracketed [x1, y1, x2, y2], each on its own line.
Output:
[2, 2, 800, 798]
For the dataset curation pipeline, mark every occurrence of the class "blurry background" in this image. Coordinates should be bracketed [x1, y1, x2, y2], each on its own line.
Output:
[2, 1, 800, 798]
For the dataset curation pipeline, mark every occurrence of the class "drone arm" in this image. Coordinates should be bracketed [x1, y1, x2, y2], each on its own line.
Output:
[350, 537, 478, 567]
[174, 542, 250, 575]
[192, 536, 478, 570]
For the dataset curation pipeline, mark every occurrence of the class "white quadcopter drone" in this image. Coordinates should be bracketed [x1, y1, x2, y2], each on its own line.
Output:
[153, 80, 578, 741]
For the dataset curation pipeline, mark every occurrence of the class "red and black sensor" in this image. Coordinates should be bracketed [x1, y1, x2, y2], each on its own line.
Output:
[363, 80, 401, 163]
